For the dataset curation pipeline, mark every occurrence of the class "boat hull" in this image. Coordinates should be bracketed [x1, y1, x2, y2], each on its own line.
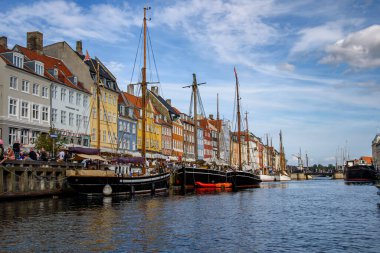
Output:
[227, 171, 261, 189]
[195, 181, 232, 188]
[258, 174, 275, 182]
[174, 167, 228, 188]
[344, 165, 378, 182]
[274, 175, 291, 181]
[67, 172, 170, 195]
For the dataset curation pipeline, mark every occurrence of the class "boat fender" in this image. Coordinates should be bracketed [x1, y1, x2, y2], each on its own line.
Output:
[103, 184, 112, 196]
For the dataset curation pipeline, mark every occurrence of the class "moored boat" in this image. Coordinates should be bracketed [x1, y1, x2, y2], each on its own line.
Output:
[174, 166, 228, 189]
[344, 164, 378, 182]
[66, 7, 170, 196]
[195, 181, 232, 188]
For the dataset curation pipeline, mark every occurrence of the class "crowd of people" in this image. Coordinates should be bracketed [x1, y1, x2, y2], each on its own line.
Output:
[0, 139, 50, 165]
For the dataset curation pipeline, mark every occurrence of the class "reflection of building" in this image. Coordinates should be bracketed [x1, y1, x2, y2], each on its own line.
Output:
[0, 34, 50, 146]
[372, 134, 380, 169]
[44, 39, 120, 152]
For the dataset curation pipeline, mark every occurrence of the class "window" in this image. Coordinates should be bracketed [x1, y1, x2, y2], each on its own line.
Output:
[31, 131, 39, 144]
[21, 129, 29, 144]
[42, 86, 48, 98]
[61, 111, 66, 124]
[35, 62, 44, 75]
[10, 76, 17, 89]
[108, 94, 111, 104]
[103, 130, 106, 142]
[9, 98, 17, 116]
[52, 109, 57, 122]
[68, 113, 74, 126]
[83, 116, 89, 128]
[132, 124, 136, 134]
[33, 83, 39, 95]
[92, 108, 96, 119]
[76, 115, 82, 127]
[9, 128, 17, 145]
[13, 53, 23, 68]
[108, 131, 112, 143]
[51, 85, 57, 99]
[127, 123, 130, 133]
[83, 96, 88, 107]
[92, 128, 96, 141]
[76, 93, 82, 106]
[22, 80, 29, 93]
[32, 104, 39, 120]
[61, 88, 66, 101]
[21, 101, 29, 118]
[69, 91, 74, 103]
[119, 121, 123, 131]
[42, 107, 48, 121]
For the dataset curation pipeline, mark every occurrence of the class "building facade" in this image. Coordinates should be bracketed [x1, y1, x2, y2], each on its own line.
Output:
[0, 35, 50, 146]
[118, 93, 137, 155]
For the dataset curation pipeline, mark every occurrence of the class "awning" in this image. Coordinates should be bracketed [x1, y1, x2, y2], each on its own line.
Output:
[73, 154, 107, 161]
[69, 147, 100, 155]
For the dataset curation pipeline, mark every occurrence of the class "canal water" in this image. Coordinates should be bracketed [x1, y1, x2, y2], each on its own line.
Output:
[0, 180, 379, 252]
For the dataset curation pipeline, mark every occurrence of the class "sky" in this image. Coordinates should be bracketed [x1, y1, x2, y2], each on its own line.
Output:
[1, 0, 380, 165]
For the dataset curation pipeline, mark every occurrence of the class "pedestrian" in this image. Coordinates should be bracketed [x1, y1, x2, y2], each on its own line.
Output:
[28, 148, 38, 161]
[57, 149, 65, 162]
[40, 147, 48, 161]
[0, 139, 5, 164]
[13, 140, 21, 160]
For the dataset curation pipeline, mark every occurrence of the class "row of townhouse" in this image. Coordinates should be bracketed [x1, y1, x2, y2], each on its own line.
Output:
[0, 32, 282, 170]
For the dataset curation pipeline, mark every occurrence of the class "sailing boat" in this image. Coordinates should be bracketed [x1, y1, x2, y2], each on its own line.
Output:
[174, 74, 229, 191]
[274, 130, 291, 181]
[66, 7, 170, 195]
[226, 68, 261, 188]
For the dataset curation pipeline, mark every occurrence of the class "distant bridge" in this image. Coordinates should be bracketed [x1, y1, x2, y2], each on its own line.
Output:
[304, 171, 336, 177]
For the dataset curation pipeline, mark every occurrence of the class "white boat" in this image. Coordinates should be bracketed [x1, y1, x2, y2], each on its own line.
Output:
[274, 173, 291, 181]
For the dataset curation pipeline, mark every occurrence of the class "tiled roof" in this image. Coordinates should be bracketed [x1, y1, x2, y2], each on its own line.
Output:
[16, 45, 90, 94]
[148, 90, 180, 118]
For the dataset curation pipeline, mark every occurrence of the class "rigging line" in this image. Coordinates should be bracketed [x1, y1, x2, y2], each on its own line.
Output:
[129, 22, 144, 86]
[189, 89, 193, 116]
[196, 88, 206, 117]
[147, 34, 153, 83]
[147, 26, 160, 84]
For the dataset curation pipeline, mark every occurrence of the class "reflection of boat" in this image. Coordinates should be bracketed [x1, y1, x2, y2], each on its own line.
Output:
[195, 181, 232, 188]
[195, 187, 233, 194]
[66, 7, 170, 195]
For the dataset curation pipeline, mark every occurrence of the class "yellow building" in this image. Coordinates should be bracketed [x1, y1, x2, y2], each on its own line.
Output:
[44, 40, 119, 152]
[123, 92, 162, 156]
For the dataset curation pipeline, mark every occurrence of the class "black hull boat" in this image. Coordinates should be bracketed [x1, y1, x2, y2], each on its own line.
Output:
[174, 167, 228, 189]
[344, 165, 378, 182]
[227, 171, 261, 189]
[174, 167, 261, 190]
[66, 171, 170, 196]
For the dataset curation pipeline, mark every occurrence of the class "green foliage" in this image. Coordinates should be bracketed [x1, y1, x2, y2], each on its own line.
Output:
[34, 128, 67, 155]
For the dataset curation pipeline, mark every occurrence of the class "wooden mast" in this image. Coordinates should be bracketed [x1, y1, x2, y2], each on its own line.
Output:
[192, 74, 198, 161]
[234, 67, 242, 170]
[266, 134, 269, 174]
[96, 62, 101, 152]
[280, 130, 286, 173]
[141, 6, 149, 173]
[245, 112, 250, 165]
[217, 93, 220, 159]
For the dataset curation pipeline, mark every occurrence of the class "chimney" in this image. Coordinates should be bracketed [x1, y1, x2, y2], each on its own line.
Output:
[127, 84, 134, 95]
[27, 31, 43, 54]
[76, 40, 83, 55]
[209, 114, 214, 120]
[166, 99, 171, 105]
[151, 86, 159, 95]
[0, 36, 7, 49]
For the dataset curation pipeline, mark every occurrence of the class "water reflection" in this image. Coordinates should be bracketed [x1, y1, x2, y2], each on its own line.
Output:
[0, 181, 380, 252]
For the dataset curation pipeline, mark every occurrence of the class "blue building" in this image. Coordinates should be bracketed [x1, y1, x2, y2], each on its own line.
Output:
[117, 93, 138, 155]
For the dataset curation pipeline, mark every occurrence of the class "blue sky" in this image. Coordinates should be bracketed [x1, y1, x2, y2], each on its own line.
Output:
[1, 0, 380, 165]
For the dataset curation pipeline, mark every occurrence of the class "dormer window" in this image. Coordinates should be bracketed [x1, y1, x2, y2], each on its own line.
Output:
[13, 53, 24, 68]
[35, 62, 44, 75]
[54, 68, 58, 78]
[73, 76, 77, 85]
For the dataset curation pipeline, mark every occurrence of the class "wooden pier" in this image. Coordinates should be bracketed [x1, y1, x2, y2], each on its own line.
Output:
[0, 161, 82, 200]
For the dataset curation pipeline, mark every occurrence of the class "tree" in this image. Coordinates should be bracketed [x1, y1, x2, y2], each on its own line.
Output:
[34, 128, 67, 157]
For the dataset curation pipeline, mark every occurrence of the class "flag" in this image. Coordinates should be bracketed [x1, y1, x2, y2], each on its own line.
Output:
[84, 50, 90, 61]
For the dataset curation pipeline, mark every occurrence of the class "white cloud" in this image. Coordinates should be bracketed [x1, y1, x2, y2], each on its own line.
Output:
[290, 22, 345, 54]
[0, 0, 139, 44]
[320, 25, 380, 69]
[277, 62, 295, 72]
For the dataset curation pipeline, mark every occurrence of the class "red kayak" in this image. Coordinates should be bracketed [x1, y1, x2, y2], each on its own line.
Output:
[195, 181, 232, 188]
